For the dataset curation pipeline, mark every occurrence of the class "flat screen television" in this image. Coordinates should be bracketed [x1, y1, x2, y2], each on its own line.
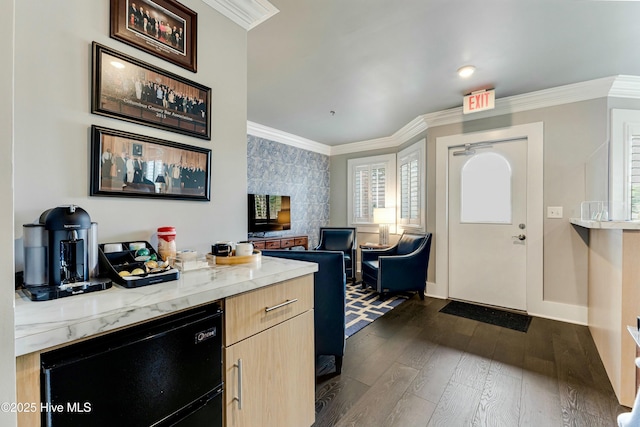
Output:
[248, 194, 291, 233]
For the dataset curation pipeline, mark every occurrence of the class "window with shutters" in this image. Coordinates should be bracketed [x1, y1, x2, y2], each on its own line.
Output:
[611, 110, 640, 220]
[348, 154, 396, 230]
[397, 139, 425, 230]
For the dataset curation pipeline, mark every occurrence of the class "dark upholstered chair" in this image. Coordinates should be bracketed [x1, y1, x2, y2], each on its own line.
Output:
[314, 227, 357, 283]
[262, 249, 346, 374]
[361, 232, 432, 300]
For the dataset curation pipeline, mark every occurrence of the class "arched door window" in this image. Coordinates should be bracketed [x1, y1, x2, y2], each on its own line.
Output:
[460, 152, 512, 223]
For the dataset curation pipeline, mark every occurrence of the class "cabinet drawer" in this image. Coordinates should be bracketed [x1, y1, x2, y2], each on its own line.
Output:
[225, 310, 314, 427]
[265, 241, 281, 249]
[251, 241, 265, 250]
[294, 237, 307, 247]
[281, 238, 295, 248]
[225, 275, 313, 346]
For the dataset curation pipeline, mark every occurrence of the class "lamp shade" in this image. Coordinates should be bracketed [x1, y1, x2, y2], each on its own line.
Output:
[373, 207, 395, 224]
[277, 209, 291, 224]
[155, 175, 166, 184]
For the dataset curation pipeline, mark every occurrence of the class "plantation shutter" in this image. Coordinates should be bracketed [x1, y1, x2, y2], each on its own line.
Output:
[353, 165, 370, 222]
[348, 154, 396, 227]
[351, 162, 389, 223]
[399, 151, 420, 225]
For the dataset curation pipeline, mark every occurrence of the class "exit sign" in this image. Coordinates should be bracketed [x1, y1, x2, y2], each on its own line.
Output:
[463, 89, 495, 114]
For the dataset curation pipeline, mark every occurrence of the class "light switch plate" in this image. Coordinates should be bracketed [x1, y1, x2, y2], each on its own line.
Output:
[547, 206, 563, 218]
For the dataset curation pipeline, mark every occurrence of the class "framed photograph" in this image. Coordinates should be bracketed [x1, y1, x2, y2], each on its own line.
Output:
[92, 42, 211, 140]
[110, 0, 197, 72]
[90, 125, 211, 201]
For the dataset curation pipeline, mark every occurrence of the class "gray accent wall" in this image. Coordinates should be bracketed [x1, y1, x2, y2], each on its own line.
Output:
[247, 135, 330, 248]
[330, 98, 609, 307]
[427, 99, 607, 307]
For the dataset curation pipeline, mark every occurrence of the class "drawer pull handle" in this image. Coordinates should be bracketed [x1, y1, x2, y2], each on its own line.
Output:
[233, 359, 243, 409]
[265, 298, 298, 312]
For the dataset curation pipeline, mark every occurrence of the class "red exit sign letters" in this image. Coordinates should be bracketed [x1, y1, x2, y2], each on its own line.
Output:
[463, 89, 495, 114]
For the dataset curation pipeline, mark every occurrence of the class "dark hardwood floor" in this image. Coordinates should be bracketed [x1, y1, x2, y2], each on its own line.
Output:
[314, 295, 629, 427]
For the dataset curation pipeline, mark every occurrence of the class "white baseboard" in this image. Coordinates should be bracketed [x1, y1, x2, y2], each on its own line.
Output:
[426, 282, 588, 326]
[527, 300, 588, 326]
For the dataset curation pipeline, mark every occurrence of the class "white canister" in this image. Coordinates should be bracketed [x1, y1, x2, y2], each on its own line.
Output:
[235, 242, 254, 257]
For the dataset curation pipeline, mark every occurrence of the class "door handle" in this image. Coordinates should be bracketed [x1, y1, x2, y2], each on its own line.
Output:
[265, 298, 298, 312]
[512, 234, 526, 241]
[233, 359, 243, 409]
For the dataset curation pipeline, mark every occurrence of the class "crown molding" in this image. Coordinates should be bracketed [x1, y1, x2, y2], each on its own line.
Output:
[608, 75, 640, 99]
[329, 116, 429, 156]
[202, 0, 279, 30]
[248, 75, 640, 156]
[333, 75, 639, 154]
[247, 121, 331, 156]
[415, 76, 619, 129]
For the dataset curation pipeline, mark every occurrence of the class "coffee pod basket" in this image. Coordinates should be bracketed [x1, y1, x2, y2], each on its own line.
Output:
[99, 241, 179, 288]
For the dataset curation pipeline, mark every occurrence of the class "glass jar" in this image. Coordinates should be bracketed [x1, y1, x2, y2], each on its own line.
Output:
[157, 226, 176, 262]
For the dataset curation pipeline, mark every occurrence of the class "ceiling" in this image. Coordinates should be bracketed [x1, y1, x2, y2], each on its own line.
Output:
[247, 0, 640, 146]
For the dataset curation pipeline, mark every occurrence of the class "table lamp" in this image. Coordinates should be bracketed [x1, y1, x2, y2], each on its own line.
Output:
[373, 207, 395, 245]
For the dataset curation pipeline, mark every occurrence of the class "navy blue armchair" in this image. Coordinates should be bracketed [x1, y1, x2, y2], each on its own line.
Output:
[361, 232, 432, 300]
[314, 227, 357, 283]
[262, 249, 346, 374]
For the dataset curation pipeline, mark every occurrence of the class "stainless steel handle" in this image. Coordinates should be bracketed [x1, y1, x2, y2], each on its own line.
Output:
[512, 234, 526, 241]
[265, 298, 298, 312]
[233, 359, 243, 409]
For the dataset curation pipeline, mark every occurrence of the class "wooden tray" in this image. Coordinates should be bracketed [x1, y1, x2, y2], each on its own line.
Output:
[208, 250, 262, 265]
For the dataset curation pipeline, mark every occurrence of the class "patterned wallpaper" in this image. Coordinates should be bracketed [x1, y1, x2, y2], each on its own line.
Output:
[247, 135, 330, 248]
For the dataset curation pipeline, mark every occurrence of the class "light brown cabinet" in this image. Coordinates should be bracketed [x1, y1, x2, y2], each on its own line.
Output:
[15, 273, 316, 427]
[224, 275, 315, 427]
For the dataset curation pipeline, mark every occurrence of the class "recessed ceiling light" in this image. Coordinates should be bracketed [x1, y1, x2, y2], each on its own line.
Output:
[457, 65, 475, 78]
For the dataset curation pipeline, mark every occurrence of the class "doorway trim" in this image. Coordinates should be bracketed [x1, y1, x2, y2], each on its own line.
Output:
[434, 122, 543, 314]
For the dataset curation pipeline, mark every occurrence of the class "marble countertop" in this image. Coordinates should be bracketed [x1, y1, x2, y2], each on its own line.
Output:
[570, 218, 640, 230]
[14, 256, 317, 357]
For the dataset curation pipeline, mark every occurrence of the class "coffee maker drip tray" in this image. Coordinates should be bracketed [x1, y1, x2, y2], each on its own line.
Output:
[21, 278, 112, 302]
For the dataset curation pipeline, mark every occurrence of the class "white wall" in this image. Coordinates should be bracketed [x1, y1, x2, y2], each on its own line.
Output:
[332, 99, 608, 323]
[13, 0, 248, 258]
[423, 99, 607, 314]
[4, 1, 248, 420]
[0, 0, 17, 424]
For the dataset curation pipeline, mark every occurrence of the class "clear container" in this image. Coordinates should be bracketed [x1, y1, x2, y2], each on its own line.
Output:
[157, 226, 176, 262]
[580, 201, 609, 221]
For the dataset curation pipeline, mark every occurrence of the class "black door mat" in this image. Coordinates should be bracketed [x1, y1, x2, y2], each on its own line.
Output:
[439, 300, 532, 333]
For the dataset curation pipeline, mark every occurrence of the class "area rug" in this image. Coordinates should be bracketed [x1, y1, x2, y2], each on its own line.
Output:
[345, 283, 409, 337]
[440, 300, 532, 333]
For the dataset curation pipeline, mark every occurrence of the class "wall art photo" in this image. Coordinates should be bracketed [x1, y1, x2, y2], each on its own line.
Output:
[90, 125, 211, 201]
[92, 42, 211, 140]
[110, 0, 197, 72]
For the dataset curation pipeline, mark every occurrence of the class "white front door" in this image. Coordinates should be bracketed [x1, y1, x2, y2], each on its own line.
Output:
[448, 138, 528, 311]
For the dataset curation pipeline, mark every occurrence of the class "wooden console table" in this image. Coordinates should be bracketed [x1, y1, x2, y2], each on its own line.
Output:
[249, 235, 308, 250]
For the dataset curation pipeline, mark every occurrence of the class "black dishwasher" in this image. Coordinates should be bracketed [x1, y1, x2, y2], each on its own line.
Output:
[40, 303, 223, 427]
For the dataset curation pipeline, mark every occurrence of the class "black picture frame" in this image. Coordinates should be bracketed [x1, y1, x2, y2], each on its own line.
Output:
[90, 125, 211, 201]
[91, 42, 211, 140]
[110, 0, 197, 72]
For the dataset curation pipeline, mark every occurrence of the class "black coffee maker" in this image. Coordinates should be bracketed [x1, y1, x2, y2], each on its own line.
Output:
[42, 205, 91, 285]
[22, 205, 111, 301]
